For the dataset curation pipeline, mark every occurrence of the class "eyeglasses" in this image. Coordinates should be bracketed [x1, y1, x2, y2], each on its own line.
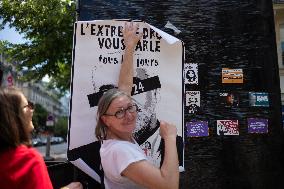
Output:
[104, 104, 138, 119]
[23, 101, 35, 110]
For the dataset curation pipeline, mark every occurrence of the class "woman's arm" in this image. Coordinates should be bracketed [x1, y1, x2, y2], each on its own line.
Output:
[122, 121, 179, 189]
[60, 182, 83, 189]
[118, 22, 142, 95]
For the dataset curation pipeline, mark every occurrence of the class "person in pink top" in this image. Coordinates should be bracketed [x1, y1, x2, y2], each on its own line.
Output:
[0, 87, 82, 189]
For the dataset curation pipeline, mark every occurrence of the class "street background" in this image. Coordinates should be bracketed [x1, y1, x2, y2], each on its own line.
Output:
[35, 142, 67, 161]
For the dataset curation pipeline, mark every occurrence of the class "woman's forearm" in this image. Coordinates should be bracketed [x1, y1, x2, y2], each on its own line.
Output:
[118, 22, 142, 95]
[118, 47, 134, 95]
[160, 136, 179, 189]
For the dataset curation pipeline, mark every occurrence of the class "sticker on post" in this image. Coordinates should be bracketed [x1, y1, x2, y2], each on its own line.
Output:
[217, 120, 239, 135]
[222, 68, 243, 84]
[249, 92, 269, 107]
[186, 120, 209, 137]
[248, 118, 268, 133]
[184, 63, 198, 85]
[185, 91, 200, 114]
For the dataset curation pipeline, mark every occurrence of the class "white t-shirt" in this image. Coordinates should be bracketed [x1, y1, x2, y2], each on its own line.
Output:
[100, 139, 147, 189]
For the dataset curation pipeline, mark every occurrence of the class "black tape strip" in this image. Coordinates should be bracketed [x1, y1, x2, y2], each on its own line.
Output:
[131, 75, 161, 95]
[87, 75, 161, 107]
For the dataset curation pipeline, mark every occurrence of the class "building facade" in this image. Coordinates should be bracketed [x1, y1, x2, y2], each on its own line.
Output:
[273, 0, 284, 124]
[0, 53, 63, 119]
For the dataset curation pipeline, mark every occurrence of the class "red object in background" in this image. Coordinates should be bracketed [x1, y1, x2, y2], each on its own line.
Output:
[6, 72, 13, 87]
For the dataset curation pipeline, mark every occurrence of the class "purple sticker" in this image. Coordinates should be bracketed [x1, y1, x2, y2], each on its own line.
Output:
[186, 121, 209, 137]
[248, 118, 268, 133]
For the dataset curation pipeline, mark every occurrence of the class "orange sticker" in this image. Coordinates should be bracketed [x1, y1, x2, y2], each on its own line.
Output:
[222, 68, 243, 83]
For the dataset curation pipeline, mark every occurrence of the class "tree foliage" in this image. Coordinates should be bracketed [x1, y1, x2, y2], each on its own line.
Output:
[0, 0, 76, 93]
[32, 103, 48, 133]
[54, 116, 68, 138]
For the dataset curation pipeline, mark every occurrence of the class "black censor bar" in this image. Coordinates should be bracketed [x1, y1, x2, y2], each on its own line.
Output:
[131, 76, 161, 96]
[87, 90, 106, 108]
[87, 76, 161, 108]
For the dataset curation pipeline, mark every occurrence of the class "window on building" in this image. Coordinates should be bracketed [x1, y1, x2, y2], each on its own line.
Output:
[0, 69, 3, 86]
[282, 105, 284, 128]
[280, 24, 284, 65]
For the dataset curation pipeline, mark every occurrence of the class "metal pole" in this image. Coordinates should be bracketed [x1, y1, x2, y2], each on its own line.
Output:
[45, 135, 51, 157]
[44, 134, 54, 161]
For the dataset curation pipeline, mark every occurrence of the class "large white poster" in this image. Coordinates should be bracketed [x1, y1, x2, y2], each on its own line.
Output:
[68, 20, 184, 182]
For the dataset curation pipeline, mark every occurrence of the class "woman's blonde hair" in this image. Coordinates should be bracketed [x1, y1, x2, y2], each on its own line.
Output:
[95, 88, 131, 141]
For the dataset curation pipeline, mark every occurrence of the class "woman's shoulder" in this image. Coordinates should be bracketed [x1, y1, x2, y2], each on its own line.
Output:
[13, 145, 43, 163]
[16, 144, 40, 155]
[101, 139, 138, 149]
[100, 139, 145, 158]
[0, 145, 44, 168]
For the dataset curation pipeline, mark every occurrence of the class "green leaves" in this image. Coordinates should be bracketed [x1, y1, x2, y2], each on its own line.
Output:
[0, 0, 76, 93]
[32, 103, 48, 132]
[54, 116, 68, 138]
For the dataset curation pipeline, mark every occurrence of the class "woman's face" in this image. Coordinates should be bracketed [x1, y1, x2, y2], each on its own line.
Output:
[186, 70, 196, 81]
[20, 93, 34, 132]
[102, 95, 137, 138]
[227, 94, 234, 104]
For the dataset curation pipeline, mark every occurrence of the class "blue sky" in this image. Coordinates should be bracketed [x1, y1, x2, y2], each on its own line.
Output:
[0, 21, 26, 44]
[0, 20, 51, 82]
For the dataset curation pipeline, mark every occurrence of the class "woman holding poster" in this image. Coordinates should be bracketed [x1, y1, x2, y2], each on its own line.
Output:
[95, 22, 179, 189]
